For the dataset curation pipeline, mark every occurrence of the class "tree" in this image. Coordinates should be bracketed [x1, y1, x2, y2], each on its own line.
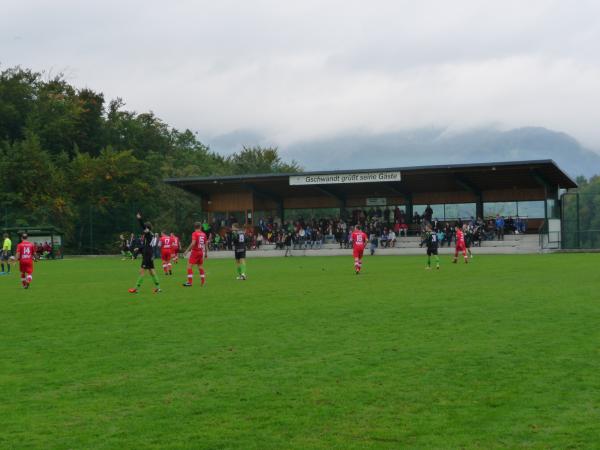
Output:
[0, 67, 39, 142]
[0, 64, 302, 252]
[226, 146, 301, 175]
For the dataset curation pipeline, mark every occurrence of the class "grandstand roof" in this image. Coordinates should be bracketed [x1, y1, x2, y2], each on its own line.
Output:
[165, 159, 576, 198]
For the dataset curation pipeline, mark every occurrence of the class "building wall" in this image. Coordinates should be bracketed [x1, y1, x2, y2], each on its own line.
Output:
[413, 191, 477, 204]
[346, 195, 405, 207]
[204, 188, 547, 212]
[482, 188, 545, 202]
[207, 192, 253, 212]
[283, 196, 340, 209]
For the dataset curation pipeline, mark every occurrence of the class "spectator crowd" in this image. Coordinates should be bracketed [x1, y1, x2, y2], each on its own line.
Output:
[119, 206, 529, 256]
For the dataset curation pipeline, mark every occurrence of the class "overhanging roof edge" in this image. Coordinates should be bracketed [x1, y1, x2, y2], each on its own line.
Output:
[164, 159, 576, 188]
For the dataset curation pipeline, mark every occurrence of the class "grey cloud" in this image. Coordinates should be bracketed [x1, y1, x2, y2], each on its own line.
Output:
[1, 0, 600, 151]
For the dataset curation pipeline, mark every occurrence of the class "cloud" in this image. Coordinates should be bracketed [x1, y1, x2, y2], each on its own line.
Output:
[1, 0, 600, 149]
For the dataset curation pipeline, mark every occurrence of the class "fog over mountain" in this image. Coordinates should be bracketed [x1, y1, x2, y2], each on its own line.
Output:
[204, 126, 600, 178]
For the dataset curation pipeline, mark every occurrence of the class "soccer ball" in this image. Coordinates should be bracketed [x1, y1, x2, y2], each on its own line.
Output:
[8, 256, 16, 263]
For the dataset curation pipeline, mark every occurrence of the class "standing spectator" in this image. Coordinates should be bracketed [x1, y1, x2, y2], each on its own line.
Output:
[369, 232, 378, 256]
[424, 204, 434, 224]
[495, 214, 505, 240]
[284, 233, 293, 257]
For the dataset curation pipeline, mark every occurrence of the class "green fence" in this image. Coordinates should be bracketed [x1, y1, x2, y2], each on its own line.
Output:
[1, 201, 204, 255]
[561, 192, 600, 249]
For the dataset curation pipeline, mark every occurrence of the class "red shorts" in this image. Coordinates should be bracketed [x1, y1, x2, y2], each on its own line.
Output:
[19, 261, 33, 274]
[455, 244, 466, 252]
[189, 251, 204, 265]
[161, 250, 172, 262]
[353, 247, 365, 259]
[171, 247, 179, 256]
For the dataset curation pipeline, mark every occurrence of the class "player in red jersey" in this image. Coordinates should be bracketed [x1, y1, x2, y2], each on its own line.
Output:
[351, 225, 368, 274]
[182, 222, 208, 287]
[452, 224, 468, 264]
[15, 233, 35, 289]
[159, 231, 173, 275]
[170, 233, 180, 264]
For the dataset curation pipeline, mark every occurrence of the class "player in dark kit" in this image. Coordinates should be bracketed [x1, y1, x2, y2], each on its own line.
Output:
[128, 213, 161, 293]
[233, 228, 247, 280]
[463, 224, 474, 259]
[421, 225, 440, 270]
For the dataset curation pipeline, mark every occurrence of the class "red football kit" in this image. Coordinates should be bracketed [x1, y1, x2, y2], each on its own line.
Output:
[160, 236, 172, 259]
[189, 230, 207, 265]
[170, 235, 180, 255]
[186, 230, 207, 286]
[455, 229, 466, 250]
[351, 230, 368, 258]
[454, 229, 468, 261]
[17, 241, 35, 273]
[17, 240, 35, 287]
[159, 235, 173, 274]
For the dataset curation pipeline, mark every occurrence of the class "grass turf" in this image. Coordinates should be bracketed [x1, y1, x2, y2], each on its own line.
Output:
[1, 254, 599, 449]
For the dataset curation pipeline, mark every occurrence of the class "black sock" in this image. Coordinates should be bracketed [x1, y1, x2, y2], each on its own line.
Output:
[1, 263, 4, 272]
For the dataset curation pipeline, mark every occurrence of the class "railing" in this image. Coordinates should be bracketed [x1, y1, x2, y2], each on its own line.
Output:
[538, 220, 547, 249]
[560, 229, 600, 250]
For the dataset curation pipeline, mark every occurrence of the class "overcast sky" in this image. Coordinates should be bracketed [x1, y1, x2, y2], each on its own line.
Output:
[2, 0, 600, 152]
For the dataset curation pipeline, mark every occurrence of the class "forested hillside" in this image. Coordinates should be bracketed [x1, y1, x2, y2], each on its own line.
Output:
[0, 66, 299, 252]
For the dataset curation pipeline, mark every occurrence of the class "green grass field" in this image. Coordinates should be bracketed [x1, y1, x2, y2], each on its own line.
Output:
[1, 254, 599, 449]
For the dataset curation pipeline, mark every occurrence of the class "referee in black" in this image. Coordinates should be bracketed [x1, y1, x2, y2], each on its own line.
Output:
[128, 212, 161, 293]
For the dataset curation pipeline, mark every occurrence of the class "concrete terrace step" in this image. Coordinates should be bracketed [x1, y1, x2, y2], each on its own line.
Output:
[207, 235, 544, 258]
[206, 246, 544, 258]
[254, 234, 540, 251]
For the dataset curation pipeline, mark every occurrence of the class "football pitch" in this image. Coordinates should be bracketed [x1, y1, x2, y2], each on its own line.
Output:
[1, 254, 599, 449]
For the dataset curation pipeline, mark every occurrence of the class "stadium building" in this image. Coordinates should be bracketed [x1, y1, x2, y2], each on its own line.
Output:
[165, 160, 576, 236]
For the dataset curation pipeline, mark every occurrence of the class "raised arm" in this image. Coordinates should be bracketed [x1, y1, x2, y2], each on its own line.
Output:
[136, 212, 145, 231]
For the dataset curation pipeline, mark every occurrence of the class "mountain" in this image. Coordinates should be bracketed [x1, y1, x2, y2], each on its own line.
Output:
[282, 127, 600, 178]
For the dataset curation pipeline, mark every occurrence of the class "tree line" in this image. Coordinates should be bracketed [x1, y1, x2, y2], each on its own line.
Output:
[0, 66, 300, 252]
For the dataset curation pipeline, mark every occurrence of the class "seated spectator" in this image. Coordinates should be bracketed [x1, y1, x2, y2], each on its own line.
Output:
[369, 233, 378, 255]
[515, 216, 527, 234]
[380, 229, 389, 248]
[505, 216, 515, 234]
[398, 218, 408, 237]
[313, 230, 323, 249]
[388, 229, 397, 247]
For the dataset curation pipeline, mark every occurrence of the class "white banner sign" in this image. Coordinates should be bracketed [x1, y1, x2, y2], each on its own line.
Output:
[289, 171, 401, 186]
[366, 197, 387, 206]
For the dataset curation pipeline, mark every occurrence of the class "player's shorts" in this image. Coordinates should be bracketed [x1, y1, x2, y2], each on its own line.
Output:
[1, 250, 11, 261]
[171, 247, 179, 256]
[19, 261, 33, 274]
[189, 251, 204, 265]
[455, 244, 466, 252]
[234, 249, 246, 260]
[427, 247, 438, 256]
[141, 251, 155, 270]
[161, 250, 172, 262]
[353, 246, 365, 259]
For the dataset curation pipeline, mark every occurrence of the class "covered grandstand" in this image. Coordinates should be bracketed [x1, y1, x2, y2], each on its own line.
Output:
[165, 160, 576, 233]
